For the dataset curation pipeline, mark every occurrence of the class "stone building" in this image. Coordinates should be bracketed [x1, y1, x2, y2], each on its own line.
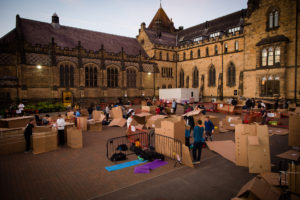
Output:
[0, 0, 299, 105]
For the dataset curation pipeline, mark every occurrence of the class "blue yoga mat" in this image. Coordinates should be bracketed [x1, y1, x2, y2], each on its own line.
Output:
[105, 160, 147, 172]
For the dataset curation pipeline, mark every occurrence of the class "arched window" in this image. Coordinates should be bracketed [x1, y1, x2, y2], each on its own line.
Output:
[261, 75, 280, 96]
[275, 47, 280, 64]
[235, 41, 239, 51]
[186, 76, 189, 88]
[268, 9, 279, 29]
[197, 49, 201, 58]
[166, 53, 169, 61]
[268, 47, 274, 66]
[227, 63, 236, 87]
[215, 45, 218, 55]
[173, 53, 176, 61]
[162, 84, 166, 89]
[159, 51, 162, 60]
[206, 47, 209, 56]
[190, 50, 193, 59]
[183, 52, 186, 60]
[59, 63, 74, 87]
[107, 67, 118, 88]
[262, 49, 267, 66]
[208, 65, 216, 87]
[126, 68, 136, 88]
[85, 64, 98, 87]
[168, 84, 172, 88]
[179, 70, 184, 88]
[192, 67, 199, 88]
[224, 43, 228, 53]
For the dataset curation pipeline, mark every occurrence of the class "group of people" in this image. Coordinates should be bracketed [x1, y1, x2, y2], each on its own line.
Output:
[24, 114, 66, 153]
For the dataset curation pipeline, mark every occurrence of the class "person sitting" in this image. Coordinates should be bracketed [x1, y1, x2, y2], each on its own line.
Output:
[156, 106, 161, 115]
[34, 113, 42, 126]
[42, 114, 51, 125]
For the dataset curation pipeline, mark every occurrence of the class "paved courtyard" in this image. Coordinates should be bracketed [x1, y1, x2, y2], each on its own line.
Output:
[0, 112, 291, 200]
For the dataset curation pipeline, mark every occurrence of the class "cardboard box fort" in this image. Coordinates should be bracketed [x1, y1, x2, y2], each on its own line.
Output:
[87, 120, 102, 131]
[288, 112, 300, 147]
[235, 124, 271, 173]
[141, 106, 156, 114]
[77, 117, 88, 131]
[155, 117, 185, 144]
[92, 110, 105, 122]
[67, 127, 83, 148]
[0, 116, 34, 128]
[0, 128, 26, 155]
[32, 127, 57, 154]
[145, 115, 168, 128]
[222, 116, 242, 131]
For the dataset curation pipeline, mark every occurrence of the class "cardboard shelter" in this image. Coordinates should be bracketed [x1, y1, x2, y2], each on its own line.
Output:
[155, 117, 185, 144]
[145, 115, 167, 128]
[235, 177, 281, 200]
[288, 112, 300, 147]
[77, 117, 88, 131]
[141, 106, 156, 114]
[92, 110, 105, 122]
[0, 116, 34, 128]
[66, 127, 83, 148]
[67, 112, 75, 120]
[108, 106, 126, 127]
[0, 128, 26, 155]
[235, 124, 271, 173]
[134, 112, 153, 125]
[87, 119, 102, 131]
[108, 118, 127, 127]
[222, 116, 243, 131]
[206, 140, 236, 164]
[217, 103, 235, 113]
[32, 127, 57, 154]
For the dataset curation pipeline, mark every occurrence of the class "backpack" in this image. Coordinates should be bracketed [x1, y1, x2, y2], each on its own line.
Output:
[116, 144, 128, 151]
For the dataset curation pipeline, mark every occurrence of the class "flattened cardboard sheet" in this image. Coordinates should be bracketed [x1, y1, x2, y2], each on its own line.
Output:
[206, 140, 236, 164]
[108, 118, 127, 127]
[182, 144, 194, 168]
[182, 109, 202, 117]
[276, 150, 300, 161]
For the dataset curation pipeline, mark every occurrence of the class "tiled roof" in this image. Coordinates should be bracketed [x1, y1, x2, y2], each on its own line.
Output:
[0, 17, 148, 57]
[145, 29, 176, 46]
[177, 10, 246, 44]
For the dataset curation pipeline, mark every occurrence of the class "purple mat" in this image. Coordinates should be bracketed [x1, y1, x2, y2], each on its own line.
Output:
[134, 159, 168, 174]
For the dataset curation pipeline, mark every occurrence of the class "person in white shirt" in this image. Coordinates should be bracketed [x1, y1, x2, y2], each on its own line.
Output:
[56, 114, 66, 146]
[18, 102, 25, 116]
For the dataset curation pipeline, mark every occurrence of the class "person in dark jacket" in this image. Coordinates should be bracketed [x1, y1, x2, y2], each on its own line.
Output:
[193, 120, 205, 164]
[204, 116, 214, 141]
[246, 99, 252, 111]
[24, 119, 34, 152]
[231, 98, 238, 106]
[88, 105, 93, 119]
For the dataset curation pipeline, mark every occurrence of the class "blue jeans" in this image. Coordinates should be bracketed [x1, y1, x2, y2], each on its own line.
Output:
[192, 142, 203, 161]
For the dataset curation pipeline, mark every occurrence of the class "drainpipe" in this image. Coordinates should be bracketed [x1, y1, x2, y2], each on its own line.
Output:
[295, 0, 299, 105]
[175, 52, 178, 88]
[221, 41, 224, 100]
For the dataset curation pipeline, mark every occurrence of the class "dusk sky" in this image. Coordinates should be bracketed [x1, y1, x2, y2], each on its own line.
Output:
[0, 0, 248, 38]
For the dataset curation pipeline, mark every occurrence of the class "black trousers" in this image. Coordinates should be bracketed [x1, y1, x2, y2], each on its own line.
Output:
[24, 134, 31, 151]
[58, 130, 65, 146]
[192, 142, 203, 161]
[185, 137, 190, 147]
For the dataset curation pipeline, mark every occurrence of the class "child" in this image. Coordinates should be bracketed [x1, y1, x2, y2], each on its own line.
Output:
[193, 120, 205, 164]
[204, 116, 214, 141]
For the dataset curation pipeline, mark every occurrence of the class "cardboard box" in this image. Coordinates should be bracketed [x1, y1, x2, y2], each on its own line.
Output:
[145, 115, 167, 128]
[32, 131, 57, 154]
[0, 116, 34, 128]
[217, 103, 235, 113]
[289, 112, 300, 147]
[80, 109, 89, 117]
[110, 106, 123, 119]
[88, 121, 102, 131]
[141, 106, 156, 114]
[67, 127, 83, 148]
[223, 116, 243, 131]
[157, 117, 185, 144]
[289, 162, 300, 195]
[108, 118, 127, 127]
[92, 110, 105, 122]
[77, 117, 88, 131]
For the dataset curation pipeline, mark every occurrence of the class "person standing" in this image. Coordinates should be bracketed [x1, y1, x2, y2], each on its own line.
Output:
[193, 120, 205, 164]
[172, 99, 177, 114]
[88, 105, 93, 119]
[56, 114, 66, 146]
[260, 107, 268, 125]
[18, 102, 25, 116]
[105, 104, 110, 121]
[24, 119, 34, 153]
[204, 116, 214, 141]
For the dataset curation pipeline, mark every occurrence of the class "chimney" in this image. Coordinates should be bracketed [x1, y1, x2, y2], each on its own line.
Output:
[51, 13, 60, 28]
[179, 26, 184, 30]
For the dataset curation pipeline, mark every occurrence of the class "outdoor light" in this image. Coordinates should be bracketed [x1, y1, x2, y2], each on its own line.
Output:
[148, 72, 151, 75]
[37, 65, 42, 69]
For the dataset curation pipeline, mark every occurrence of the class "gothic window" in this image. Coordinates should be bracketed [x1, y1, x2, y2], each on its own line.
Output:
[107, 67, 118, 88]
[126, 68, 136, 88]
[168, 84, 172, 88]
[262, 48, 267, 66]
[208, 65, 216, 87]
[190, 50, 193, 59]
[183, 52, 186, 60]
[85, 64, 98, 87]
[260, 76, 280, 96]
[179, 70, 184, 88]
[227, 63, 236, 87]
[268, 47, 274, 66]
[275, 47, 280, 64]
[166, 53, 169, 61]
[159, 51, 162, 60]
[198, 49, 201, 58]
[224, 43, 228, 53]
[162, 67, 172, 78]
[173, 53, 176, 61]
[186, 76, 189, 88]
[206, 47, 209, 56]
[162, 84, 166, 89]
[59, 63, 74, 88]
[192, 67, 199, 88]
[215, 45, 218, 55]
[235, 41, 239, 51]
[268, 9, 279, 30]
